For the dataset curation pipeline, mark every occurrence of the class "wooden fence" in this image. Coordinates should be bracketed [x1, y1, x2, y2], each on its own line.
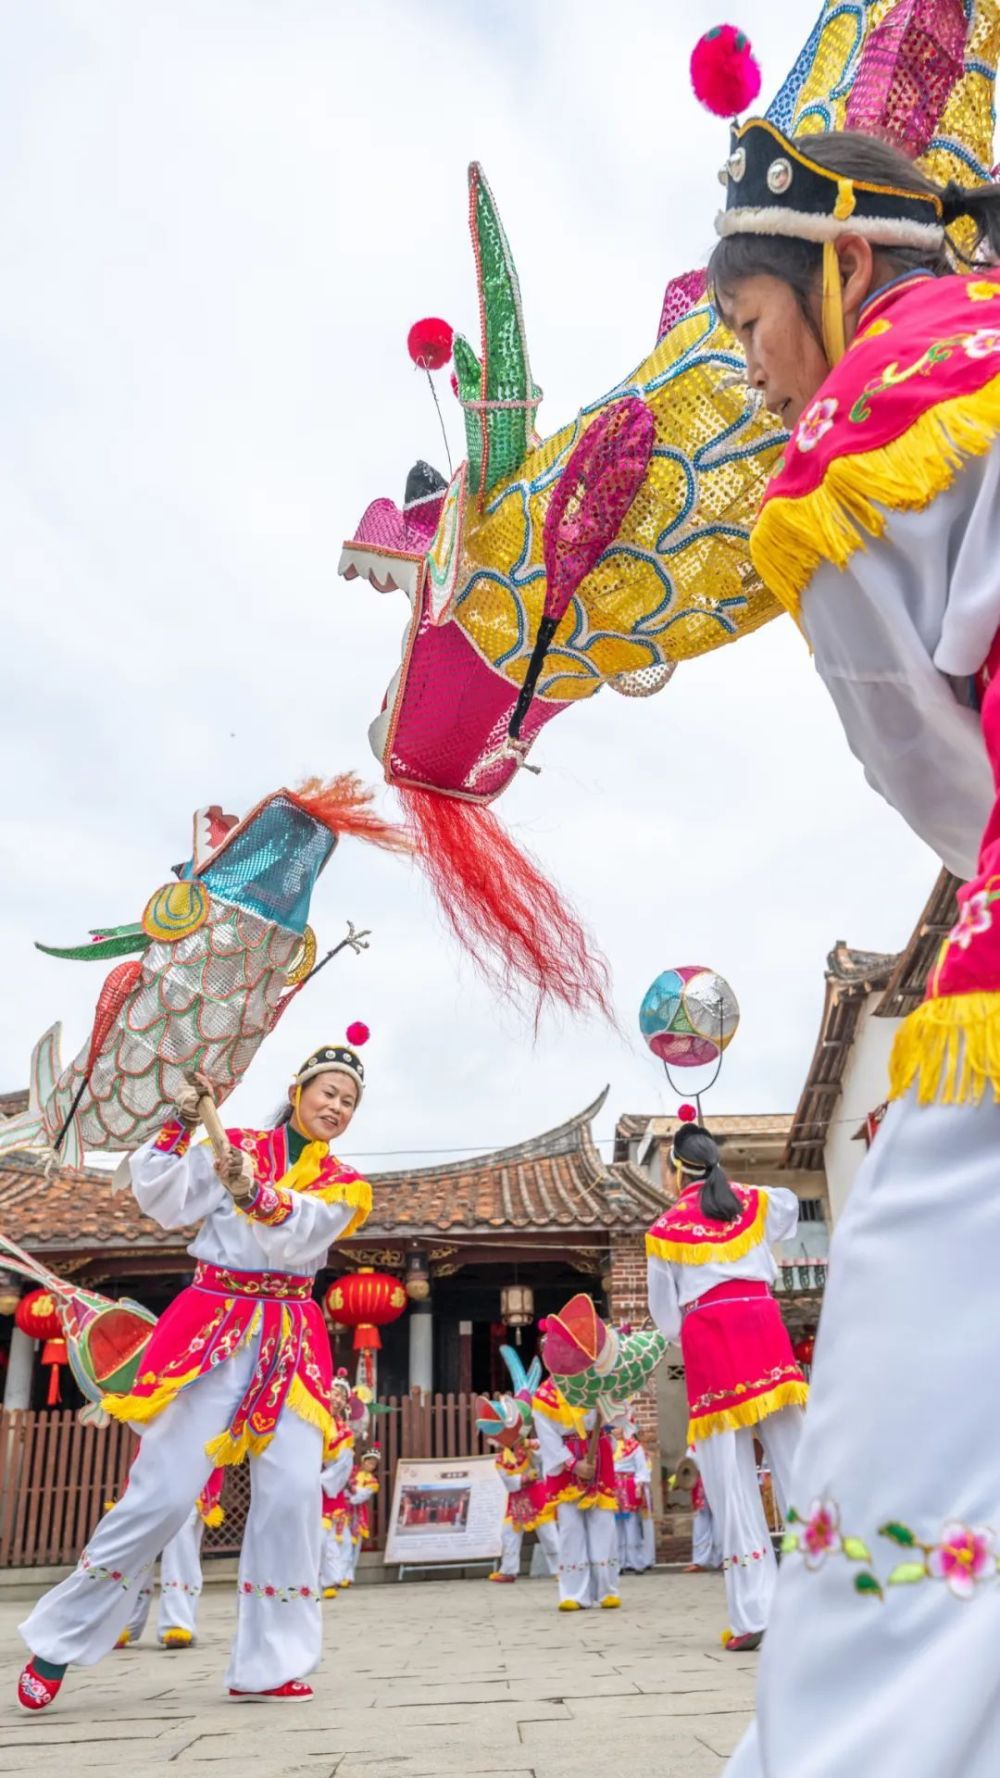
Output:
[0, 1393, 491, 1568]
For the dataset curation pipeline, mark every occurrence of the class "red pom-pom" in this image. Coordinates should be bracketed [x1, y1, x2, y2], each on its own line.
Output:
[690, 25, 761, 118]
[346, 1021, 370, 1048]
[678, 1103, 698, 1123]
[407, 317, 454, 371]
[538, 1318, 549, 1333]
[335, 1367, 349, 1379]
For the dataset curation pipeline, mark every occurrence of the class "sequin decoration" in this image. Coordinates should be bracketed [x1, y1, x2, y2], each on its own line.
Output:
[0, 790, 342, 1165]
[767, 157, 794, 193]
[142, 880, 210, 943]
[340, 0, 1000, 807]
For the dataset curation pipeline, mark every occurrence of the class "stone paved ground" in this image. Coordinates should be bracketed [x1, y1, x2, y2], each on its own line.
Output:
[0, 1571, 756, 1778]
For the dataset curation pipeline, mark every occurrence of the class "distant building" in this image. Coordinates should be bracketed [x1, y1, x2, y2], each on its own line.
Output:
[784, 872, 959, 1221]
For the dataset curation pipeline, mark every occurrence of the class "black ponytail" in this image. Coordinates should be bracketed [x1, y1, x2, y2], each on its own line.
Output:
[672, 1124, 743, 1224]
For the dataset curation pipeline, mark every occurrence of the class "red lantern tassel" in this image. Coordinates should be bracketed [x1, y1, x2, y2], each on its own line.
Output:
[353, 1323, 382, 1352]
[400, 789, 613, 1027]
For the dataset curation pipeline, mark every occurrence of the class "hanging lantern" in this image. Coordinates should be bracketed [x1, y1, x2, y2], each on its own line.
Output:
[0, 1270, 21, 1317]
[405, 1250, 430, 1303]
[15, 1289, 61, 1343]
[793, 1334, 816, 1368]
[324, 1268, 407, 1351]
[500, 1284, 534, 1329]
[41, 1336, 69, 1406]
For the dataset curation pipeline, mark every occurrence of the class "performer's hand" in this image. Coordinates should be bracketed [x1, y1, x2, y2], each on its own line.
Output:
[176, 1071, 217, 1129]
[215, 1144, 255, 1203]
[575, 1460, 596, 1485]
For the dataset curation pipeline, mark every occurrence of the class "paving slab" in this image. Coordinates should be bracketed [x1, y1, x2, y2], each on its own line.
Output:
[0, 1569, 755, 1777]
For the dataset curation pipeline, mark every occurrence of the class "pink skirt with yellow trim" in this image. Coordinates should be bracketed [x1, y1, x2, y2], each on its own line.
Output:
[681, 1280, 807, 1444]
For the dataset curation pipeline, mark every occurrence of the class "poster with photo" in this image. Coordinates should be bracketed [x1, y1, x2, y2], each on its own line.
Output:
[384, 1455, 506, 1566]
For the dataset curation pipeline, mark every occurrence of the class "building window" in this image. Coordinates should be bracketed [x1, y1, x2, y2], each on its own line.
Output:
[798, 1198, 826, 1224]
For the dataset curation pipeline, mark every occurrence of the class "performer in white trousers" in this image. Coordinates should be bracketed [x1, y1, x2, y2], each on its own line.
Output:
[690, 1468, 722, 1573]
[489, 1437, 560, 1582]
[647, 1122, 807, 1650]
[118, 1469, 225, 1648]
[533, 1380, 620, 1611]
[17, 1041, 372, 1713]
[693, 107, 1000, 1775]
[346, 1454, 380, 1585]
[614, 1425, 655, 1574]
[319, 1408, 355, 1598]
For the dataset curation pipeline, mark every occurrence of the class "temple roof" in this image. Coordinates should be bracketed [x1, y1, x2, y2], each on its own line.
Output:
[0, 1088, 666, 1268]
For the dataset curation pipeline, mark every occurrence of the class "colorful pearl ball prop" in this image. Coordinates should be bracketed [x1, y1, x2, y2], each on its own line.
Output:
[639, 966, 740, 1067]
[407, 317, 454, 371]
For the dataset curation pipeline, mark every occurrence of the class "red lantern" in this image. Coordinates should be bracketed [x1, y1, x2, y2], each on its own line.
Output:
[41, 1336, 69, 1406]
[15, 1289, 61, 1343]
[324, 1268, 407, 1352]
[793, 1335, 815, 1368]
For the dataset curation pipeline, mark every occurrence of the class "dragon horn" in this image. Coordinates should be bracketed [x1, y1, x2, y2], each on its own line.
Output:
[498, 1345, 528, 1395]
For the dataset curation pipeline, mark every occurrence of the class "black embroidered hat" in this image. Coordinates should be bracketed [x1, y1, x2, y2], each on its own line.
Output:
[718, 117, 945, 250]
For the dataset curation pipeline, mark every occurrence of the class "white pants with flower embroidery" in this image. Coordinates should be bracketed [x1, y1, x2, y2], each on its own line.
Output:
[692, 1503, 722, 1570]
[20, 1338, 324, 1691]
[320, 1521, 352, 1593]
[697, 1406, 802, 1638]
[555, 1503, 619, 1606]
[617, 1512, 656, 1572]
[121, 1508, 205, 1643]
[728, 1094, 1000, 1778]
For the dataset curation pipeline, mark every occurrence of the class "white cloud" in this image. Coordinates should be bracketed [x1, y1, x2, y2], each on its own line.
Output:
[0, 0, 973, 1172]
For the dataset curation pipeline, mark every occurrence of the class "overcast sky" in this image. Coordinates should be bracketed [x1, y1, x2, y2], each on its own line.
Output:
[0, 0, 972, 1176]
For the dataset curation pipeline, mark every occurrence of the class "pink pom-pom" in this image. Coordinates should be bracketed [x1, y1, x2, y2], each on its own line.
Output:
[538, 1318, 549, 1333]
[336, 1367, 349, 1379]
[690, 25, 761, 118]
[346, 1021, 370, 1048]
[678, 1103, 698, 1123]
[407, 317, 454, 371]
[450, 370, 459, 398]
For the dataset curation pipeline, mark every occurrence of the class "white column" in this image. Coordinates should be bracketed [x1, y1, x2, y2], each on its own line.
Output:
[3, 1328, 36, 1409]
[408, 1302, 433, 1394]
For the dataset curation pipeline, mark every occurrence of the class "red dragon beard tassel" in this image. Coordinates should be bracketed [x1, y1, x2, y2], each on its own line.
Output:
[399, 788, 614, 1027]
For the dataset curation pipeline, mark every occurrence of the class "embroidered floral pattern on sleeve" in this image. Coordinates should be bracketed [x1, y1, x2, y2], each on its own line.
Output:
[153, 1119, 192, 1158]
[782, 1505, 1000, 1603]
[241, 1182, 294, 1227]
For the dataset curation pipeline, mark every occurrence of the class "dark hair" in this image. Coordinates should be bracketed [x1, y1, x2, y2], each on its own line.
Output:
[271, 1098, 294, 1128]
[673, 1123, 743, 1224]
[708, 130, 1000, 314]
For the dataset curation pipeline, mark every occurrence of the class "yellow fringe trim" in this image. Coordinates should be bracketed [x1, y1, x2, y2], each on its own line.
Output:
[889, 993, 1000, 1107]
[200, 1504, 225, 1528]
[751, 375, 1000, 623]
[287, 1372, 336, 1443]
[687, 1379, 809, 1446]
[645, 1191, 767, 1267]
[204, 1420, 271, 1466]
[310, 1176, 373, 1238]
[102, 1364, 204, 1427]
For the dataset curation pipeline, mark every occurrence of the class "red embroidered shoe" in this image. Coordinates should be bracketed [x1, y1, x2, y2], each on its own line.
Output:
[17, 1661, 64, 1712]
[725, 1631, 764, 1653]
[228, 1679, 314, 1703]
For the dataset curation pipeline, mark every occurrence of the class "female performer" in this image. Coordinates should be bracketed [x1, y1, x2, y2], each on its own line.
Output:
[646, 1123, 806, 1650]
[698, 112, 1000, 1775]
[532, 1378, 621, 1611]
[18, 1037, 372, 1711]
